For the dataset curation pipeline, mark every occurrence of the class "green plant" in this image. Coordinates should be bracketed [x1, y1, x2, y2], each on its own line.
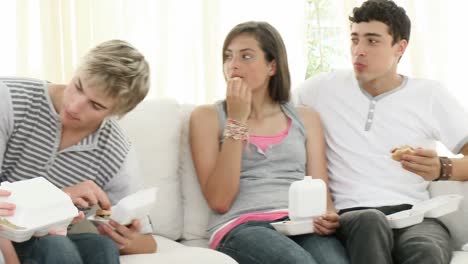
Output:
[305, 0, 347, 78]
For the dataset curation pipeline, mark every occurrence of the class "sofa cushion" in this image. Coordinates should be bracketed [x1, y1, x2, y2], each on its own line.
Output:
[178, 104, 213, 242]
[120, 235, 237, 264]
[429, 181, 468, 250]
[450, 251, 468, 264]
[119, 99, 184, 240]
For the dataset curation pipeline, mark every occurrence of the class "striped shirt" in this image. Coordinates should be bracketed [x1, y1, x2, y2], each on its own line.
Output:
[0, 77, 130, 189]
[0, 77, 153, 234]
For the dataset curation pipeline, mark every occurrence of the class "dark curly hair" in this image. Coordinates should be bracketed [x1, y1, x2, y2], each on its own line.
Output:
[349, 0, 411, 45]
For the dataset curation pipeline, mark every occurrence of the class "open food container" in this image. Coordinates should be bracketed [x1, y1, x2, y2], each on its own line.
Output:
[412, 194, 463, 218]
[462, 243, 468, 251]
[271, 177, 326, 236]
[386, 209, 425, 229]
[0, 177, 79, 242]
[88, 187, 157, 226]
[386, 194, 463, 229]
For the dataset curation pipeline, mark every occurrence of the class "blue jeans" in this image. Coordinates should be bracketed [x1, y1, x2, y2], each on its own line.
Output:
[217, 219, 349, 264]
[13, 233, 120, 264]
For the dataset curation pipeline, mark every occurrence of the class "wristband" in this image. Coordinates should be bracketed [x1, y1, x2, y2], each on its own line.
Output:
[436, 157, 452, 181]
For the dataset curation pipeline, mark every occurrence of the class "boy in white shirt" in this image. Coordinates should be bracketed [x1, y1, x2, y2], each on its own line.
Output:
[295, 0, 468, 263]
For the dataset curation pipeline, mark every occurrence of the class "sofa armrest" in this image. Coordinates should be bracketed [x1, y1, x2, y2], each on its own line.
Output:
[429, 181, 468, 250]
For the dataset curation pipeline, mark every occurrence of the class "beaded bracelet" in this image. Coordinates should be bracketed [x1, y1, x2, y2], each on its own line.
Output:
[224, 118, 249, 143]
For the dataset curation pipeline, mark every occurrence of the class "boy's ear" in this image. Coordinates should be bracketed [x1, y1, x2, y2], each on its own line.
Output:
[396, 39, 408, 57]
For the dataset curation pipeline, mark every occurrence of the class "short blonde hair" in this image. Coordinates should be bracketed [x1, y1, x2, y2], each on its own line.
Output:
[77, 39, 150, 117]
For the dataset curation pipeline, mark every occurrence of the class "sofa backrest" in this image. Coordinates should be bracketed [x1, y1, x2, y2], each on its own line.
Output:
[178, 104, 212, 244]
[120, 99, 213, 244]
[119, 99, 185, 240]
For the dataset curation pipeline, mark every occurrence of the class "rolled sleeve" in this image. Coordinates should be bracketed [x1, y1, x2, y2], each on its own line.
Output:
[431, 84, 468, 153]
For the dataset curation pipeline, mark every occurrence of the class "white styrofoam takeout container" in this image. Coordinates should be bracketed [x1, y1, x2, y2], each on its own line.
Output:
[271, 219, 315, 236]
[88, 187, 157, 226]
[386, 209, 425, 229]
[462, 243, 468, 251]
[386, 194, 463, 229]
[412, 194, 463, 218]
[271, 177, 326, 236]
[0, 177, 79, 242]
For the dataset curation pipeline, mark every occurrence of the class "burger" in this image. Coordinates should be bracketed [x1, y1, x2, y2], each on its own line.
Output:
[391, 145, 415, 161]
[95, 208, 112, 220]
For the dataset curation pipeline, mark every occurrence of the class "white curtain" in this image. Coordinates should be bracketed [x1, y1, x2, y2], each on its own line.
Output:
[402, 0, 468, 108]
[1, 0, 467, 107]
[0, 0, 306, 104]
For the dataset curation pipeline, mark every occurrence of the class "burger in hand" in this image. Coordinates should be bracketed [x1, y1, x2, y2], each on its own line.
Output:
[95, 208, 112, 220]
[391, 145, 415, 161]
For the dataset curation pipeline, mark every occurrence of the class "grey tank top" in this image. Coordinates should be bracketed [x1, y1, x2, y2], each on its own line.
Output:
[207, 101, 307, 236]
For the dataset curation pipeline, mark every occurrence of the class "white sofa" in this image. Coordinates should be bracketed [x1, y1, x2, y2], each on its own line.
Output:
[116, 99, 237, 263]
[116, 98, 467, 263]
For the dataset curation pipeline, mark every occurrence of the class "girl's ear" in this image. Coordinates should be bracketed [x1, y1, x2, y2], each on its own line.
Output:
[269, 60, 277, 76]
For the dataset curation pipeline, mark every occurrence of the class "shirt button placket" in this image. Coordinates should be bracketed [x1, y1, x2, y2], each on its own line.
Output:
[365, 100, 377, 131]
